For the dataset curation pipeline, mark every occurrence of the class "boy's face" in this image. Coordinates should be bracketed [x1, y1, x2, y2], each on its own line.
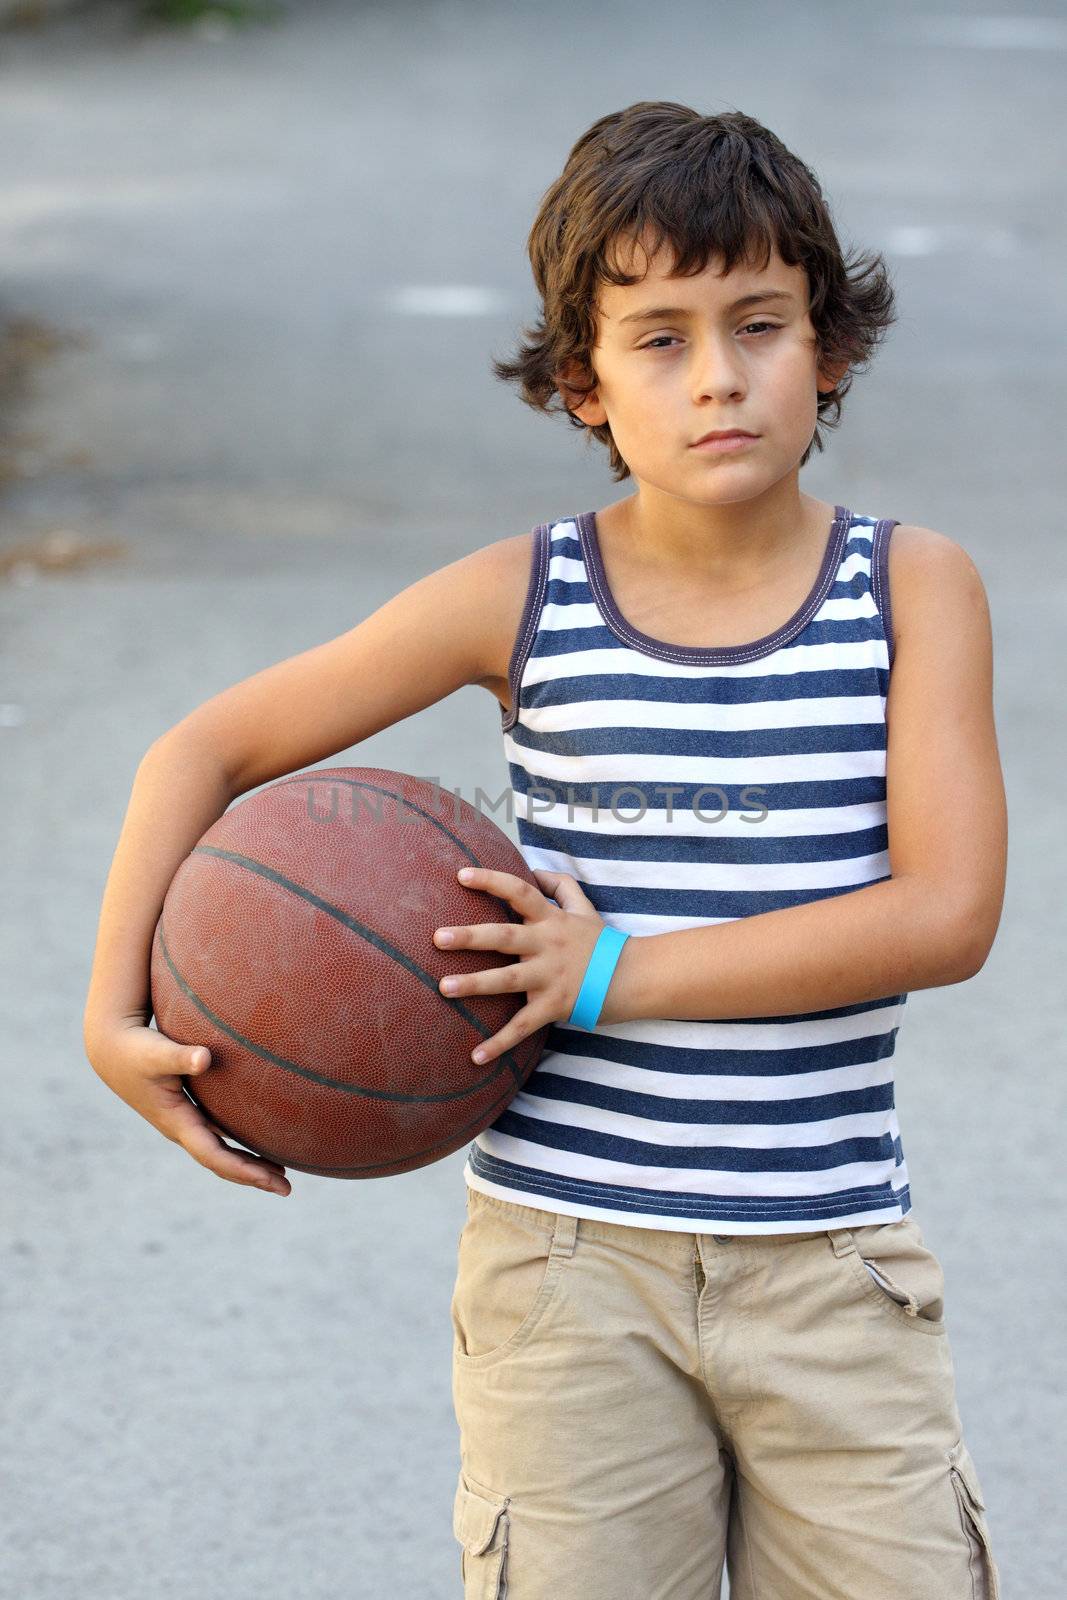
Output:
[562, 228, 847, 502]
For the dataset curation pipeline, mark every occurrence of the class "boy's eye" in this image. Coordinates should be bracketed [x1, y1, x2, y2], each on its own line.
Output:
[639, 323, 779, 351]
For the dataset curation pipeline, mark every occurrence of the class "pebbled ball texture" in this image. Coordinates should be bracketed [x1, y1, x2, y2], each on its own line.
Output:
[149, 766, 549, 1177]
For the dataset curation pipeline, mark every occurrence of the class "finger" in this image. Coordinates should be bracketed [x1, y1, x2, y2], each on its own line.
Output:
[439, 956, 536, 1000]
[468, 1003, 549, 1066]
[531, 869, 594, 910]
[201, 1116, 289, 1180]
[153, 1042, 286, 1180]
[139, 1028, 216, 1082]
[191, 1103, 290, 1181]
[433, 921, 529, 952]
[163, 1095, 291, 1192]
[456, 867, 548, 916]
[532, 868, 570, 892]
[151, 1047, 290, 1189]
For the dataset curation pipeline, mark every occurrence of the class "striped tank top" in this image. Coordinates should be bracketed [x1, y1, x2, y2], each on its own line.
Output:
[463, 504, 909, 1234]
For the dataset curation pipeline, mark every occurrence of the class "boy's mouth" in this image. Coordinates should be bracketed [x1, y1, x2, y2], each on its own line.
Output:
[691, 430, 760, 451]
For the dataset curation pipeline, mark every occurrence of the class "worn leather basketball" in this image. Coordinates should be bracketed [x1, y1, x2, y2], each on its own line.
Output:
[149, 766, 548, 1177]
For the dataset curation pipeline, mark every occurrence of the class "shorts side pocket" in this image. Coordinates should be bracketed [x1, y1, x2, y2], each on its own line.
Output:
[453, 1469, 510, 1598]
[833, 1218, 947, 1333]
[947, 1439, 1001, 1600]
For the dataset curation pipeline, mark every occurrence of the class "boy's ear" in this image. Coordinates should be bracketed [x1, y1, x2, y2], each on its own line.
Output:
[556, 358, 608, 427]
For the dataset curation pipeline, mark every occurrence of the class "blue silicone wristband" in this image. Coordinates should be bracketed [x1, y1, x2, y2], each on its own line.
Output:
[567, 925, 631, 1031]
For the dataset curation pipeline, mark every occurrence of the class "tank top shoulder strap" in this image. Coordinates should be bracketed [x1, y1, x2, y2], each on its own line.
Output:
[501, 520, 554, 732]
[870, 517, 901, 669]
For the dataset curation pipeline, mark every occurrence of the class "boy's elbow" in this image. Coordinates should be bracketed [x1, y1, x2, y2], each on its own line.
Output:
[949, 942, 990, 984]
[937, 905, 1001, 983]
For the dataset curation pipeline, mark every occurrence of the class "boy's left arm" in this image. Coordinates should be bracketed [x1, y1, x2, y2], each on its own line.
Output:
[601, 526, 1008, 1024]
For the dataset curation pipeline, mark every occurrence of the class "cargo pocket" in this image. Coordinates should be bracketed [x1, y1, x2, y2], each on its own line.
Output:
[453, 1470, 510, 1598]
[947, 1439, 1001, 1600]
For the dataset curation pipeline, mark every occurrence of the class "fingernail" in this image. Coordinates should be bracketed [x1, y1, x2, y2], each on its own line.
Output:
[458, 868, 473, 880]
[472, 1047, 487, 1063]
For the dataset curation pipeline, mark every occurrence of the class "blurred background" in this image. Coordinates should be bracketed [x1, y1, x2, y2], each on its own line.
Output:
[1, 1, 1063, 1595]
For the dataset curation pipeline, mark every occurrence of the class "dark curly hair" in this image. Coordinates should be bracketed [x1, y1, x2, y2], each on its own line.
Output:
[491, 101, 897, 482]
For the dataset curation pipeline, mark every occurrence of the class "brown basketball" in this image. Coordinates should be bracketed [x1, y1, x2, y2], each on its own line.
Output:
[149, 766, 549, 1177]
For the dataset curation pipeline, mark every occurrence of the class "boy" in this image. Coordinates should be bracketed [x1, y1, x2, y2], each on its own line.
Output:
[83, 102, 1007, 1598]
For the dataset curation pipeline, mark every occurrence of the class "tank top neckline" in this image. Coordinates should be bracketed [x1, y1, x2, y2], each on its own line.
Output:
[573, 503, 853, 665]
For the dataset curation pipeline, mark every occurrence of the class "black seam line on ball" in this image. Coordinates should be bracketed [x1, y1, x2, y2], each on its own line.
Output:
[187, 1074, 521, 1176]
[159, 914, 524, 1097]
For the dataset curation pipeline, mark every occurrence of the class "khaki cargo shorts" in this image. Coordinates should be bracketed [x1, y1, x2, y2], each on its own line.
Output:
[450, 1187, 1000, 1599]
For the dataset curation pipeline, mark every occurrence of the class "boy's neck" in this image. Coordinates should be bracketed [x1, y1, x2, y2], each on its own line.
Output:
[600, 480, 837, 593]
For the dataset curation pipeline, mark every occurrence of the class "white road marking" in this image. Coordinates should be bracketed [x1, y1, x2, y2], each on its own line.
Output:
[884, 222, 1024, 258]
[385, 285, 511, 317]
[917, 15, 1067, 49]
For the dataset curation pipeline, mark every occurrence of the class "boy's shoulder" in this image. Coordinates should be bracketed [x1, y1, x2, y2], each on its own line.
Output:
[888, 522, 979, 567]
[887, 523, 990, 637]
[884, 523, 992, 681]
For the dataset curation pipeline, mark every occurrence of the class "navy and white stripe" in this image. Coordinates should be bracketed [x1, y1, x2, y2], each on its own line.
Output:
[464, 505, 910, 1233]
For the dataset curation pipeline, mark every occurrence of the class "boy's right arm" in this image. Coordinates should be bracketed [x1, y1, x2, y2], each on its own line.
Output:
[82, 534, 532, 1196]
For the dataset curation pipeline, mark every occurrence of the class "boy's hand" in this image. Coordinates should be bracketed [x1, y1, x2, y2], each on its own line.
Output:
[84, 1020, 291, 1195]
[432, 867, 607, 1064]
